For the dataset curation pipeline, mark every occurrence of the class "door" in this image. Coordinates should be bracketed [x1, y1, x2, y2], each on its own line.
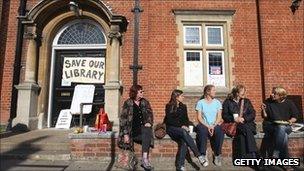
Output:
[51, 49, 105, 126]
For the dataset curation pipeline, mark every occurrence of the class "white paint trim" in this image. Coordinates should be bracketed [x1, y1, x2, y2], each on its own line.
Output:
[47, 48, 56, 128]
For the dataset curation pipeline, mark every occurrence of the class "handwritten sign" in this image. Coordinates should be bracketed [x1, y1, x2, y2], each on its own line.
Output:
[55, 109, 72, 129]
[62, 57, 105, 84]
[70, 85, 95, 114]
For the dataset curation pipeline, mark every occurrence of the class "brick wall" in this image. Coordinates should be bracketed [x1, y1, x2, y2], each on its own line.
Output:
[0, 0, 19, 125]
[259, 0, 304, 116]
[70, 134, 304, 161]
[109, 0, 304, 124]
[108, 0, 263, 124]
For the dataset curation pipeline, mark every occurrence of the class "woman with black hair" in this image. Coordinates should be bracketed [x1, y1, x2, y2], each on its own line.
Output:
[118, 85, 154, 170]
[165, 89, 205, 171]
[222, 84, 258, 159]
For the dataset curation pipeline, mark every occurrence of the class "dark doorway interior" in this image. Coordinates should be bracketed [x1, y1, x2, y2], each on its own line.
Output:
[51, 50, 105, 127]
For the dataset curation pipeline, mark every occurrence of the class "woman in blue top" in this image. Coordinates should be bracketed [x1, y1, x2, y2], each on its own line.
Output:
[195, 84, 224, 167]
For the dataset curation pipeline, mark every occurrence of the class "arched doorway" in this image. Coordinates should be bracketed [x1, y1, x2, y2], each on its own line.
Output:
[48, 19, 107, 127]
[14, 0, 127, 130]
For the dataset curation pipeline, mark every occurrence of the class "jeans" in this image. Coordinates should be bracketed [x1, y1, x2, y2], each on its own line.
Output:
[133, 126, 153, 153]
[272, 124, 292, 158]
[166, 126, 200, 168]
[196, 124, 224, 156]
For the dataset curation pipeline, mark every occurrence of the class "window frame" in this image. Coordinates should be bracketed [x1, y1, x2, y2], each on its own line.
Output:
[174, 10, 235, 93]
[205, 26, 224, 47]
[183, 25, 202, 46]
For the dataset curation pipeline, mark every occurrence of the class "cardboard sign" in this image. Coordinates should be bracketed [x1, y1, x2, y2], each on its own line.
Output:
[55, 109, 72, 129]
[62, 57, 105, 83]
[70, 85, 95, 114]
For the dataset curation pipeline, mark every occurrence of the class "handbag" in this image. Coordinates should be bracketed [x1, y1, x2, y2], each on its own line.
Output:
[221, 99, 244, 138]
[154, 123, 166, 139]
[220, 122, 237, 138]
[115, 147, 138, 170]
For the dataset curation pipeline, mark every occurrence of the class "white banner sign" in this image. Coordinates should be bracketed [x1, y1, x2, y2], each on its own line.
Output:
[62, 57, 105, 84]
[70, 85, 95, 114]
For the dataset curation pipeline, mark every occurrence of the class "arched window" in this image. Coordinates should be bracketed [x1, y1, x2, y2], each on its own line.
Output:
[57, 21, 106, 45]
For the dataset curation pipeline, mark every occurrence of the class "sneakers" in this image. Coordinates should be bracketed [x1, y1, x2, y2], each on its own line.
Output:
[176, 165, 186, 171]
[141, 159, 152, 171]
[198, 155, 209, 167]
[213, 155, 222, 166]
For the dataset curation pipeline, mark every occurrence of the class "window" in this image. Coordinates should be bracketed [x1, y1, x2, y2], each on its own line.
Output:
[206, 26, 223, 46]
[174, 10, 234, 91]
[183, 26, 202, 46]
[182, 24, 226, 87]
[58, 22, 106, 45]
[207, 51, 225, 87]
[184, 51, 203, 86]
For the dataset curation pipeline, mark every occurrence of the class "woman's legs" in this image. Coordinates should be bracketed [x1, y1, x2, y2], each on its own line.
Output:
[167, 126, 201, 157]
[175, 140, 187, 168]
[196, 123, 209, 155]
[141, 126, 152, 153]
[210, 125, 224, 156]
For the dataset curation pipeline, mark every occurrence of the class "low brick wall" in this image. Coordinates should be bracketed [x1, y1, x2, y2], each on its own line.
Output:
[69, 131, 304, 161]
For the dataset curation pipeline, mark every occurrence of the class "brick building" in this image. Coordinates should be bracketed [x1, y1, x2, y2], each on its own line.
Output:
[0, 0, 303, 129]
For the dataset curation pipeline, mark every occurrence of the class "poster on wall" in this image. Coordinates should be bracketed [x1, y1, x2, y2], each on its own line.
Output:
[210, 66, 222, 75]
[62, 57, 105, 85]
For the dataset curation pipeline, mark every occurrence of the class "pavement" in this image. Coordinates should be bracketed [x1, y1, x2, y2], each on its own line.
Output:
[1, 129, 303, 171]
[2, 158, 304, 171]
[1, 159, 254, 171]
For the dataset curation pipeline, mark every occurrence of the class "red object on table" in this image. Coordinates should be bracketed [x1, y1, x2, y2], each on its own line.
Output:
[95, 108, 112, 131]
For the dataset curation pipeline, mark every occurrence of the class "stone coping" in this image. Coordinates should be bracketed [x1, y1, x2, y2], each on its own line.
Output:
[68, 131, 304, 139]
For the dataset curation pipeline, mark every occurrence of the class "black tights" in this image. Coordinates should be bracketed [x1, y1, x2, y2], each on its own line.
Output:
[133, 126, 153, 153]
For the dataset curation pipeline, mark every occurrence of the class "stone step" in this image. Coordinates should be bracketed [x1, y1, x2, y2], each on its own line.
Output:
[0, 149, 71, 160]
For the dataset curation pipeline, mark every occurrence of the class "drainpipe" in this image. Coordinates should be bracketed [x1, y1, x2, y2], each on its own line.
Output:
[7, 0, 27, 130]
[255, 0, 266, 101]
[130, 0, 143, 86]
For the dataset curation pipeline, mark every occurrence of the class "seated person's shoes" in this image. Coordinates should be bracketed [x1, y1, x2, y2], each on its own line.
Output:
[141, 160, 152, 170]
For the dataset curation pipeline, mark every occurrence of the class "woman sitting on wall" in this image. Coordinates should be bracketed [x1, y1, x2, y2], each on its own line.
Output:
[196, 84, 225, 166]
[164, 89, 206, 171]
[118, 85, 154, 170]
[222, 84, 258, 159]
